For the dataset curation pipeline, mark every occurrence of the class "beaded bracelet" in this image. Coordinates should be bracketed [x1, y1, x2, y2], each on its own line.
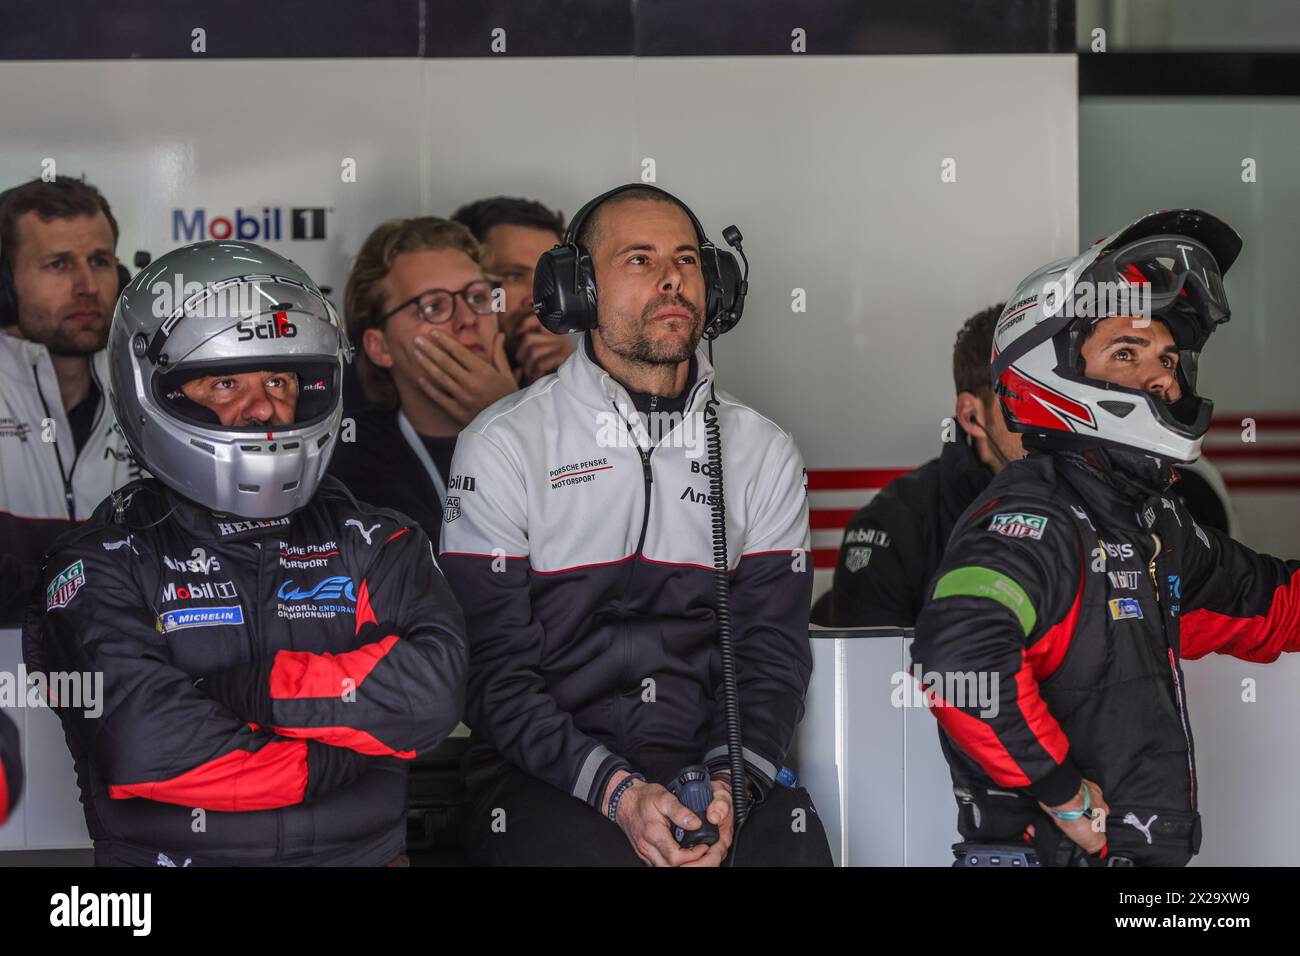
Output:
[607, 773, 646, 823]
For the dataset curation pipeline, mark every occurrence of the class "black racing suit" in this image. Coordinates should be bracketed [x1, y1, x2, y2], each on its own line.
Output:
[826, 438, 1230, 629]
[912, 445, 1300, 865]
[328, 404, 456, 550]
[829, 436, 992, 626]
[22, 476, 467, 866]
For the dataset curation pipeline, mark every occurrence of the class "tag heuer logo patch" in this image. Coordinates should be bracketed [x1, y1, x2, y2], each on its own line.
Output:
[988, 512, 1049, 540]
[47, 559, 86, 610]
[844, 546, 872, 573]
[443, 496, 461, 522]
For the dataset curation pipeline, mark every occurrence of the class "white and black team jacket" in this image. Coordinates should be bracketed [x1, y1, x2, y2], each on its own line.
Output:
[440, 336, 813, 809]
[0, 335, 141, 849]
[0, 336, 141, 623]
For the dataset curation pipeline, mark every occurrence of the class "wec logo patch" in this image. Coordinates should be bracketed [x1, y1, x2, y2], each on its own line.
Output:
[988, 512, 1049, 540]
[276, 577, 357, 602]
[46, 560, 86, 610]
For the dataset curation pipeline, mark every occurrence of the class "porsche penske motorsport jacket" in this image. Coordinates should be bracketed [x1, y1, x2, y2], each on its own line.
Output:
[439, 336, 813, 810]
[912, 446, 1300, 865]
[0, 336, 141, 625]
[22, 475, 467, 866]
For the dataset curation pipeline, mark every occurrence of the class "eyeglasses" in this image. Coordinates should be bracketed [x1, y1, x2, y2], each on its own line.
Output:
[379, 279, 496, 326]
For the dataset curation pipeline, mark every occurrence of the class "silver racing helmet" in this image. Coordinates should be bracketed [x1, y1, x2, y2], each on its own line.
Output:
[108, 240, 351, 518]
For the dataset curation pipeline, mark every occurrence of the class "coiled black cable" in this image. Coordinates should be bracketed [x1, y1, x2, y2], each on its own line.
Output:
[703, 382, 748, 831]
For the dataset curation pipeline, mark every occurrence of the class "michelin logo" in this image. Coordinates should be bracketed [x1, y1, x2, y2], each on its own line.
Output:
[158, 606, 245, 633]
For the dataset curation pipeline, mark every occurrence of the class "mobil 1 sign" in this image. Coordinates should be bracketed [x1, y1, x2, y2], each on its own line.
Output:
[172, 205, 331, 243]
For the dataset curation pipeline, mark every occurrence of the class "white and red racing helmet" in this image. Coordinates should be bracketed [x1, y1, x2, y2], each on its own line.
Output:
[991, 209, 1242, 463]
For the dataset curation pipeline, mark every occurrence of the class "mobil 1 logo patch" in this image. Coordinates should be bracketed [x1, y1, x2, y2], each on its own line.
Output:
[162, 580, 238, 602]
[1108, 570, 1140, 590]
[988, 512, 1049, 541]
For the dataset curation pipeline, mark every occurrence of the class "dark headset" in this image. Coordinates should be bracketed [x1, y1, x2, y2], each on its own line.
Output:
[0, 185, 131, 328]
[531, 183, 748, 339]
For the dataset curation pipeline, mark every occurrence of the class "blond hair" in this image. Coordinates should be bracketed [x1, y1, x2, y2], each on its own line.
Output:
[344, 217, 483, 407]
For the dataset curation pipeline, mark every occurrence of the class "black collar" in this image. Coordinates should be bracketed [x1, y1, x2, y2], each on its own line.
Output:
[583, 333, 698, 416]
[1052, 445, 1184, 538]
[938, 436, 997, 529]
[159, 484, 294, 542]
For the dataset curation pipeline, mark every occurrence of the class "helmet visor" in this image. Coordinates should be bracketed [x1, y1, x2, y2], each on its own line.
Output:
[154, 358, 339, 432]
[144, 274, 345, 369]
[1085, 235, 1230, 328]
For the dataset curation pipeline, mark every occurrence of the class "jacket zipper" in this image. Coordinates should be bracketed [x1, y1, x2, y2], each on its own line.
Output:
[634, 445, 653, 555]
[1151, 536, 1197, 809]
[621, 377, 710, 555]
[70, 360, 110, 503]
[251, 540, 265, 663]
[607, 377, 709, 735]
[609, 398, 654, 746]
[608, 395, 656, 560]
[31, 361, 75, 519]
[1167, 647, 1196, 809]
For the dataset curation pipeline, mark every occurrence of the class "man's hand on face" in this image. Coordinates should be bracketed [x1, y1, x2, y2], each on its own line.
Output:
[604, 771, 712, 867]
[512, 315, 575, 384]
[1031, 778, 1109, 856]
[411, 328, 518, 426]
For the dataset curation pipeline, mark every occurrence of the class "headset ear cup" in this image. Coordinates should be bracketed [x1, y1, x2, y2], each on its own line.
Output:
[533, 246, 579, 335]
[706, 248, 744, 337]
[703, 247, 723, 334]
[575, 248, 598, 332]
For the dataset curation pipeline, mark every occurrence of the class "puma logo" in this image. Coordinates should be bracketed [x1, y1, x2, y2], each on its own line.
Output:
[346, 519, 381, 545]
[1123, 811, 1158, 845]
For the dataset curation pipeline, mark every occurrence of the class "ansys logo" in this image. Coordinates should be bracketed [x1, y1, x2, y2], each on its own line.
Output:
[172, 206, 330, 242]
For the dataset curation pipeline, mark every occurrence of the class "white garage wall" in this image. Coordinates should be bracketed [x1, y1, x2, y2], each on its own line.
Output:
[0, 53, 1079, 856]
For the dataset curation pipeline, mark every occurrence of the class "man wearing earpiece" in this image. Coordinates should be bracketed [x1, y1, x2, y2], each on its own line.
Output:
[824, 302, 1236, 630]
[22, 240, 467, 865]
[440, 185, 832, 866]
[0, 177, 139, 628]
[825, 304, 1024, 627]
[913, 210, 1300, 866]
